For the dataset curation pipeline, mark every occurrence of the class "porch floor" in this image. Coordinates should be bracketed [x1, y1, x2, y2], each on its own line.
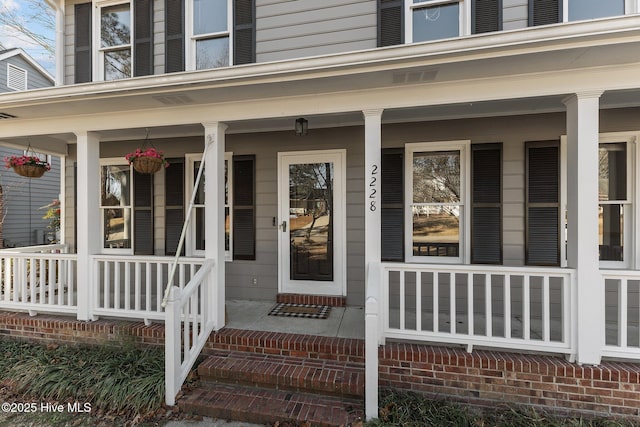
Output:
[224, 299, 365, 339]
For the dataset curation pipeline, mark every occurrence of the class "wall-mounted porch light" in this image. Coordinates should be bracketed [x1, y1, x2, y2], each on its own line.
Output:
[295, 118, 308, 136]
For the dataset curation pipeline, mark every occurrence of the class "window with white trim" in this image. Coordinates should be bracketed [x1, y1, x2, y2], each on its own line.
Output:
[598, 136, 634, 268]
[186, 0, 231, 70]
[186, 153, 233, 259]
[95, 0, 132, 80]
[405, 141, 470, 263]
[405, 0, 470, 43]
[100, 160, 133, 252]
[7, 64, 27, 91]
[565, 0, 629, 22]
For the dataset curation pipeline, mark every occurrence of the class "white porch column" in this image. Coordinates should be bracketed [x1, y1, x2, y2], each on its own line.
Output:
[75, 131, 100, 321]
[564, 92, 604, 365]
[363, 109, 383, 280]
[203, 122, 227, 330]
[363, 109, 382, 421]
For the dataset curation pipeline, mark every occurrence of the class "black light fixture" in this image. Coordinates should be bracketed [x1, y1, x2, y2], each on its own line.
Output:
[295, 117, 308, 136]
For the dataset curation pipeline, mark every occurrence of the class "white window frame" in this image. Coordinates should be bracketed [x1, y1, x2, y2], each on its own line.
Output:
[7, 64, 27, 91]
[561, 0, 638, 22]
[405, 0, 471, 44]
[185, 152, 233, 260]
[405, 140, 471, 264]
[99, 158, 134, 255]
[93, 0, 133, 81]
[185, 0, 233, 71]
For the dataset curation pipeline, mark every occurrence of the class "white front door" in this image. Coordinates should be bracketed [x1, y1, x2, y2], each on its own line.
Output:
[277, 150, 346, 296]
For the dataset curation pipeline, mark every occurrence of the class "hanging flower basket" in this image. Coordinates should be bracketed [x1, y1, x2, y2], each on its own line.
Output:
[4, 155, 51, 178]
[125, 148, 169, 174]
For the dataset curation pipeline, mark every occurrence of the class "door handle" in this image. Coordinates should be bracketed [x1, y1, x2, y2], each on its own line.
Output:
[281, 221, 287, 232]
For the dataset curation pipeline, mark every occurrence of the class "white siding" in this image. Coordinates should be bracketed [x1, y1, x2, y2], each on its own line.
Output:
[256, 0, 377, 63]
[503, 0, 529, 31]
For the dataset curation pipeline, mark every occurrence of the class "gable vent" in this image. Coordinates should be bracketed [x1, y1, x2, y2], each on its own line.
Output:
[0, 113, 17, 119]
[7, 64, 27, 91]
[392, 69, 438, 84]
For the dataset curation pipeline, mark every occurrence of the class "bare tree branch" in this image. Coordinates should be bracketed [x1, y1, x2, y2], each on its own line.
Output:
[0, 0, 55, 55]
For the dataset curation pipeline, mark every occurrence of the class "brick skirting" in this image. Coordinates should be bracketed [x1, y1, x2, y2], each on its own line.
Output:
[1, 311, 639, 418]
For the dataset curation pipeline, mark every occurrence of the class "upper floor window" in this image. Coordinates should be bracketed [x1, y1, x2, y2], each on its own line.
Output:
[187, 0, 231, 70]
[7, 64, 27, 91]
[97, 1, 132, 80]
[406, 0, 470, 43]
[566, 0, 625, 21]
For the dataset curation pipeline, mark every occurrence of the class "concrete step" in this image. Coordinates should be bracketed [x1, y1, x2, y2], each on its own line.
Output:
[198, 350, 365, 398]
[180, 383, 364, 427]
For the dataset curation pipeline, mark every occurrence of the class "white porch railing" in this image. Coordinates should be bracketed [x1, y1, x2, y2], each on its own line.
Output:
[381, 263, 576, 355]
[0, 245, 77, 316]
[602, 270, 640, 360]
[165, 259, 214, 406]
[92, 255, 204, 323]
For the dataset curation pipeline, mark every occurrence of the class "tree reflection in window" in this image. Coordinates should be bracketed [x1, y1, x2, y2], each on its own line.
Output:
[101, 3, 131, 80]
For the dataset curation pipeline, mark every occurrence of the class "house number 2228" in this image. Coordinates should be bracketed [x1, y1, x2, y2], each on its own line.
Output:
[369, 164, 378, 211]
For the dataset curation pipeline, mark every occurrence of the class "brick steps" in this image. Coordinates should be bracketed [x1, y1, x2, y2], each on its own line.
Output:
[181, 383, 363, 427]
[198, 350, 365, 398]
[180, 329, 365, 426]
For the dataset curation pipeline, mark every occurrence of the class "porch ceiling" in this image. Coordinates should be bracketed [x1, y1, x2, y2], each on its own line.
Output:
[0, 16, 639, 145]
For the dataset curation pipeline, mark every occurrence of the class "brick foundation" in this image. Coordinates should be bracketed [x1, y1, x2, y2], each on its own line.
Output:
[1, 311, 639, 418]
[276, 293, 346, 307]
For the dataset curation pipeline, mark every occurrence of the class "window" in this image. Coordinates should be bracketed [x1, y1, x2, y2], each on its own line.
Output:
[566, 0, 625, 22]
[405, 141, 469, 263]
[96, 1, 132, 80]
[187, 0, 231, 70]
[598, 140, 631, 266]
[7, 64, 27, 91]
[406, 0, 469, 43]
[100, 161, 132, 251]
[186, 153, 232, 259]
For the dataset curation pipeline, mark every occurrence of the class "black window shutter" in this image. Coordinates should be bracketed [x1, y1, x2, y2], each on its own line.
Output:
[134, 0, 154, 76]
[233, 155, 256, 260]
[378, 0, 404, 47]
[381, 148, 404, 262]
[529, 0, 561, 26]
[165, 0, 185, 73]
[526, 141, 560, 266]
[473, 0, 502, 34]
[165, 158, 185, 256]
[74, 3, 92, 83]
[234, 0, 255, 65]
[471, 144, 502, 264]
[134, 170, 154, 255]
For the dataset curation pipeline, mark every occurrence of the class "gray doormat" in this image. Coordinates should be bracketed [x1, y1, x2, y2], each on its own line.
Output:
[268, 302, 331, 319]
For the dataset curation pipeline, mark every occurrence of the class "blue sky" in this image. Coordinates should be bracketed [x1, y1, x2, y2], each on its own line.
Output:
[0, 0, 56, 75]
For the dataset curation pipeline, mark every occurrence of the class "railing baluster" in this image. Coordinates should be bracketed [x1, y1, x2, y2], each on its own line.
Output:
[48, 258, 55, 305]
[30, 258, 37, 304]
[449, 272, 455, 334]
[433, 272, 439, 333]
[58, 259, 64, 306]
[485, 273, 492, 337]
[504, 275, 511, 339]
[543, 275, 550, 342]
[179, 264, 185, 290]
[416, 271, 422, 332]
[124, 261, 131, 311]
[467, 273, 473, 336]
[399, 271, 405, 331]
[104, 261, 111, 309]
[114, 261, 121, 310]
[145, 262, 151, 312]
[523, 275, 530, 341]
[620, 278, 628, 349]
[135, 262, 141, 312]
[68, 259, 75, 307]
[157, 263, 163, 312]
[183, 303, 190, 362]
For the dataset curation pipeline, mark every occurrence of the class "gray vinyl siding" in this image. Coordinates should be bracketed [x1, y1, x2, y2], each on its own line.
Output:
[0, 57, 52, 92]
[153, 0, 165, 75]
[502, 0, 529, 31]
[256, 0, 377, 63]
[0, 148, 61, 248]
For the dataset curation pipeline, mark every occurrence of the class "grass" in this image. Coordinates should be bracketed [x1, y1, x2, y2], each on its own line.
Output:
[365, 390, 639, 427]
[0, 339, 165, 418]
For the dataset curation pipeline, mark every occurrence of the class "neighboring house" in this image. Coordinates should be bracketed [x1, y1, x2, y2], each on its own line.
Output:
[0, 0, 639, 423]
[0, 49, 59, 247]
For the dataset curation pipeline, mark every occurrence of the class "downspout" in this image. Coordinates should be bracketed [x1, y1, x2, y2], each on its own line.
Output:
[45, 0, 65, 86]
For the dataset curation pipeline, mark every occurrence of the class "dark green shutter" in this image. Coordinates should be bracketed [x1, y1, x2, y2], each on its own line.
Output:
[529, 0, 561, 26]
[165, 0, 185, 73]
[378, 0, 403, 47]
[234, 0, 255, 65]
[165, 158, 185, 256]
[134, 170, 154, 255]
[381, 148, 404, 261]
[473, 0, 502, 34]
[233, 155, 256, 260]
[471, 144, 502, 264]
[74, 3, 92, 83]
[134, 0, 154, 76]
[526, 141, 560, 266]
